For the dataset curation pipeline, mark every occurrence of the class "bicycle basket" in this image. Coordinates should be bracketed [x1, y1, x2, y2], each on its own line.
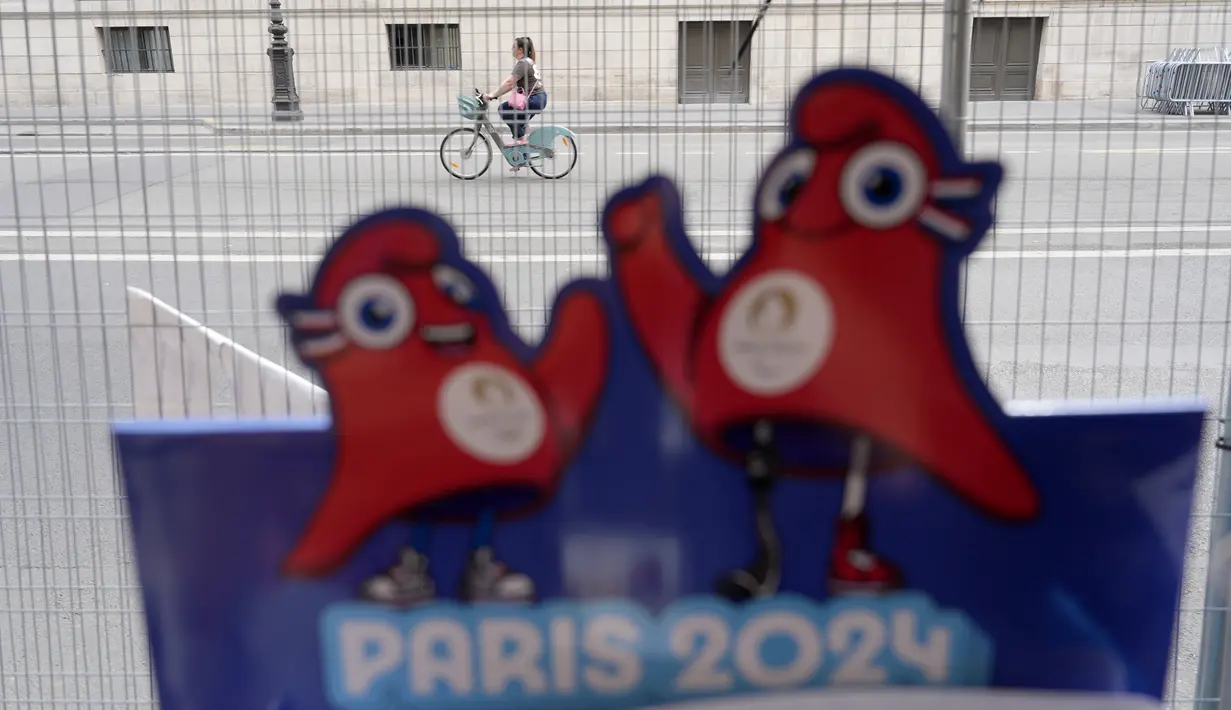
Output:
[457, 95, 486, 120]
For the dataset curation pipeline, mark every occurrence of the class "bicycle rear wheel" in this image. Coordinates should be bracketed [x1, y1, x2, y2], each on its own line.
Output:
[529, 133, 578, 180]
[440, 128, 493, 180]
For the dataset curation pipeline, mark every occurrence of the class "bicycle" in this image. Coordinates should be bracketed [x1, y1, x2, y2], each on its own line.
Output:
[440, 89, 580, 180]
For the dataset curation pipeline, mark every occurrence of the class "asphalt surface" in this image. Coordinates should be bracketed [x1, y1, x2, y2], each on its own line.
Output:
[1, 126, 1230, 709]
[1, 127, 1230, 236]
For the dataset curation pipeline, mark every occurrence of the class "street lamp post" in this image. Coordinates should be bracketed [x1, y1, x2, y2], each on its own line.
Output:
[267, 0, 304, 121]
[939, 0, 971, 152]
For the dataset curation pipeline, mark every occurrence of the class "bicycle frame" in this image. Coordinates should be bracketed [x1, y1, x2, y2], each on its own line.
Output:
[466, 107, 557, 166]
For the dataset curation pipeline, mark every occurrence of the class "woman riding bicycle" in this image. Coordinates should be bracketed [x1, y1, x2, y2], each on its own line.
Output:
[482, 37, 546, 146]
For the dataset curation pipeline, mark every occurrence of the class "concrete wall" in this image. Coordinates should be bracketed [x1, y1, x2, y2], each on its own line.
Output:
[1018, 2, 1231, 100]
[0, 0, 1228, 111]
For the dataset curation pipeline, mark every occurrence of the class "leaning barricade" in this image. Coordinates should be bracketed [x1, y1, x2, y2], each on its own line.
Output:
[1140, 47, 1231, 116]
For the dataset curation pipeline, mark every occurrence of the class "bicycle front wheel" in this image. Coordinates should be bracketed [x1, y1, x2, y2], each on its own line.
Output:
[530, 133, 579, 180]
[440, 128, 493, 180]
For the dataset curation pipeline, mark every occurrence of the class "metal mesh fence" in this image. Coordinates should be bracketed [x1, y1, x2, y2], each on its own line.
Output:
[0, 0, 1229, 707]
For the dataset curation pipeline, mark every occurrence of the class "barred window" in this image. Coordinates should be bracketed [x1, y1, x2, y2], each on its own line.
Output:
[386, 23, 461, 71]
[98, 26, 174, 74]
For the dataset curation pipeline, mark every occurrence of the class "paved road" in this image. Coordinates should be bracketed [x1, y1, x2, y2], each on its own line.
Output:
[1, 127, 1229, 236]
[1, 128, 1229, 709]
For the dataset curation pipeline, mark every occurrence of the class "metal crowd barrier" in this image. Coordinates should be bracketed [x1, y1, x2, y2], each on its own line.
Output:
[1139, 47, 1231, 116]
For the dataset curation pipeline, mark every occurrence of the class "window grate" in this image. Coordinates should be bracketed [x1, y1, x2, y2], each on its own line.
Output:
[98, 26, 174, 74]
[386, 23, 462, 71]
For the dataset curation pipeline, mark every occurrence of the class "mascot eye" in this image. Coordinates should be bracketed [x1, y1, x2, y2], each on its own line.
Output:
[758, 147, 817, 222]
[839, 142, 927, 229]
[431, 265, 477, 306]
[337, 275, 415, 349]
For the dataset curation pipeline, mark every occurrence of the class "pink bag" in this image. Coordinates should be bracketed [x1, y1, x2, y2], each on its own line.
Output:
[509, 57, 537, 110]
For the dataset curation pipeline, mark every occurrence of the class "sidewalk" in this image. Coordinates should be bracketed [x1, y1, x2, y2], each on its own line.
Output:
[3, 99, 1226, 134]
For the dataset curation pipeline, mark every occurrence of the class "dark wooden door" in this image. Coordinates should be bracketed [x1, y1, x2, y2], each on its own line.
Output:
[969, 17, 1044, 101]
[678, 21, 751, 104]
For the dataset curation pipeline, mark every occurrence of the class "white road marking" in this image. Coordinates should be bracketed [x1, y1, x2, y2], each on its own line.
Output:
[2, 150, 441, 157]
[0, 228, 741, 241]
[1, 224, 1227, 241]
[4, 142, 1227, 159]
[991, 224, 1231, 235]
[3, 247, 1231, 264]
[971, 247, 1231, 259]
[1081, 148, 1224, 154]
[0, 147, 744, 159]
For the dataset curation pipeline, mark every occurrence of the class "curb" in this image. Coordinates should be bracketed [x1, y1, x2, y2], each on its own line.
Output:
[980, 119, 1228, 131]
[202, 120, 787, 136]
[4, 116, 1225, 135]
[203, 119, 1228, 136]
[4, 117, 208, 127]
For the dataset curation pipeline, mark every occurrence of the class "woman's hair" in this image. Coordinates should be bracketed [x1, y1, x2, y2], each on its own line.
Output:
[515, 36, 536, 61]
